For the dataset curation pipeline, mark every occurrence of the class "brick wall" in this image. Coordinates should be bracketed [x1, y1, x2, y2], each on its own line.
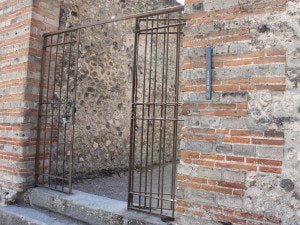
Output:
[0, 0, 60, 200]
[177, 0, 299, 224]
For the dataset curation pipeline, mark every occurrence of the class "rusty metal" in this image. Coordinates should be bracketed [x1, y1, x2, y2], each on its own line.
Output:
[36, 5, 183, 220]
[36, 30, 80, 194]
[43, 6, 184, 37]
[128, 8, 183, 221]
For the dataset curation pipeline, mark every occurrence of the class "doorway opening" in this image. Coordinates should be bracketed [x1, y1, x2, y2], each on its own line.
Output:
[35, 6, 184, 220]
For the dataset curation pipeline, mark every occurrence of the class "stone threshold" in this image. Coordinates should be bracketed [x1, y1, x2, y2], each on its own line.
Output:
[0, 204, 86, 225]
[29, 187, 168, 225]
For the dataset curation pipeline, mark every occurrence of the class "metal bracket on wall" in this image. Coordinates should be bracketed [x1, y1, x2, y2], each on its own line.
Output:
[205, 46, 212, 100]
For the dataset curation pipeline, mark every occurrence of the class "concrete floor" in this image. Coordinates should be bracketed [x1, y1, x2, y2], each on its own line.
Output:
[73, 163, 174, 205]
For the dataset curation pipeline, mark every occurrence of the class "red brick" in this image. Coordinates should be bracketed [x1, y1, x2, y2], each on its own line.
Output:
[217, 181, 245, 189]
[191, 210, 204, 217]
[215, 162, 257, 171]
[252, 138, 284, 146]
[259, 166, 282, 174]
[189, 177, 208, 184]
[230, 130, 263, 137]
[182, 134, 218, 142]
[246, 158, 282, 166]
[187, 183, 201, 189]
[176, 207, 186, 213]
[200, 154, 225, 161]
[264, 130, 284, 138]
[226, 155, 245, 162]
[194, 160, 215, 167]
[181, 151, 199, 159]
[223, 137, 251, 144]
[232, 189, 244, 196]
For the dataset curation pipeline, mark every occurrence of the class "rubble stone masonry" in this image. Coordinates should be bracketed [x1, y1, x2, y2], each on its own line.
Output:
[176, 0, 299, 224]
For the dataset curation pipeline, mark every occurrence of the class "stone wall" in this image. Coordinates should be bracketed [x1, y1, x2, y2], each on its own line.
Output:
[0, 0, 60, 201]
[176, 0, 300, 224]
[59, 0, 180, 176]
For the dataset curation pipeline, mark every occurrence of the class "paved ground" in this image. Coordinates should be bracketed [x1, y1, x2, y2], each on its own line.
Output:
[73, 163, 174, 204]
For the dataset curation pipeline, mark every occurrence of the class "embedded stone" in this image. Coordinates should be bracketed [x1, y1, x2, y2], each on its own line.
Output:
[280, 179, 295, 192]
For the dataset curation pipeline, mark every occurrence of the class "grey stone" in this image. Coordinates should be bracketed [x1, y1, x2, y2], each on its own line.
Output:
[183, 116, 221, 129]
[180, 140, 215, 153]
[176, 215, 220, 225]
[220, 118, 247, 129]
[216, 194, 243, 209]
[280, 179, 295, 192]
[185, 189, 216, 204]
[29, 188, 166, 225]
[221, 92, 249, 104]
[233, 145, 256, 157]
[216, 144, 232, 154]
[256, 146, 284, 160]
[222, 170, 246, 183]
[0, 205, 85, 225]
[191, 167, 222, 181]
[0, 189, 18, 206]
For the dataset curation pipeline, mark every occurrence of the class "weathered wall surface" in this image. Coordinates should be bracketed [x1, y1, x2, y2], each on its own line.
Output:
[0, 0, 60, 201]
[59, 0, 179, 176]
[177, 0, 300, 224]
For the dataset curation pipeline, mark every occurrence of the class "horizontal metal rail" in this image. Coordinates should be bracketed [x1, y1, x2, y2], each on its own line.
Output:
[44, 6, 184, 37]
[136, 23, 185, 32]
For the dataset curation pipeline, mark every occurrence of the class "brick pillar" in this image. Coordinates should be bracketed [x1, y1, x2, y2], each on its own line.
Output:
[0, 0, 60, 202]
[177, 0, 299, 224]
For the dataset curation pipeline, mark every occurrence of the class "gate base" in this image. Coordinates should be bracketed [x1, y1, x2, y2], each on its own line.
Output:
[29, 188, 168, 225]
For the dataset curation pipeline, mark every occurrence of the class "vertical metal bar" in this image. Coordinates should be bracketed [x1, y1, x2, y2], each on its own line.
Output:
[35, 35, 48, 185]
[41, 36, 53, 185]
[133, 22, 140, 203]
[62, 33, 73, 192]
[138, 17, 149, 208]
[48, 34, 60, 187]
[160, 13, 170, 214]
[149, 14, 159, 212]
[144, 19, 154, 209]
[170, 12, 182, 218]
[206, 46, 212, 100]
[128, 18, 140, 209]
[157, 16, 167, 209]
[54, 32, 66, 189]
[69, 29, 81, 194]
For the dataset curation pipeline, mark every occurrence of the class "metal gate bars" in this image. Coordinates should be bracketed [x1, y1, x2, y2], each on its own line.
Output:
[128, 8, 184, 220]
[35, 29, 80, 193]
[35, 5, 184, 220]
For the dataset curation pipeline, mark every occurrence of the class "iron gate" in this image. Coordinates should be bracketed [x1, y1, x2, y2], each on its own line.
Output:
[35, 29, 80, 193]
[128, 9, 183, 220]
[35, 5, 183, 219]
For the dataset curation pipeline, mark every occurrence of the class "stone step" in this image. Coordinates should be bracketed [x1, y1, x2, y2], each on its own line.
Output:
[29, 187, 168, 225]
[0, 204, 87, 225]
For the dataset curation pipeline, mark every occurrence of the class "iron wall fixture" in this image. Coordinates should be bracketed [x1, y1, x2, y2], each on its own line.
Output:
[205, 46, 212, 100]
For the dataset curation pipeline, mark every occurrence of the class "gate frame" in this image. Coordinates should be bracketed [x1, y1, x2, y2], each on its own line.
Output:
[127, 9, 184, 221]
[35, 5, 184, 220]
